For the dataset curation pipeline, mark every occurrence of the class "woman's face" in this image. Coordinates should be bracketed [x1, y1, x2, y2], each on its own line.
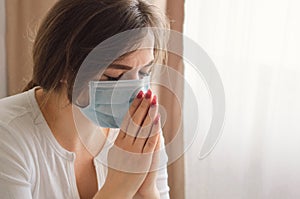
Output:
[100, 48, 154, 81]
[74, 48, 154, 107]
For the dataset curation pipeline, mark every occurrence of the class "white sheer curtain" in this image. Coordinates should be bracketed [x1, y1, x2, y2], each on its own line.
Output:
[183, 0, 300, 198]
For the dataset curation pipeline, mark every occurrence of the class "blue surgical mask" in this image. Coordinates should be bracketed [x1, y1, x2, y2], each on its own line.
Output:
[78, 76, 150, 128]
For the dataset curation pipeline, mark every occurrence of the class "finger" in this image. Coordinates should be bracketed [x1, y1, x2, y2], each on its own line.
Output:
[120, 90, 144, 135]
[135, 95, 158, 140]
[149, 134, 161, 172]
[154, 132, 161, 152]
[142, 115, 160, 153]
[114, 130, 126, 147]
[126, 89, 153, 138]
[142, 133, 159, 154]
[132, 96, 158, 151]
[148, 114, 161, 138]
[129, 90, 144, 116]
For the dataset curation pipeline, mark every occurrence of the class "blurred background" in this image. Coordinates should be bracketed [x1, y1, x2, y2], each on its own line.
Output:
[184, 1, 300, 199]
[1, 0, 300, 199]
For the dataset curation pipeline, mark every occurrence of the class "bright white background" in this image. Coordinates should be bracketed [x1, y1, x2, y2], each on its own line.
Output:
[183, 0, 300, 198]
[0, 0, 6, 98]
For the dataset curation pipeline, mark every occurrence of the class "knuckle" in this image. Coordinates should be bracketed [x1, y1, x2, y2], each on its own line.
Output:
[129, 103, 138, 115]
[132, 138, 144, 149]
[146, 139, 156, 149]
[130, 102, 138, 111]
[142, 118, 151, 127]
[136, 130, 147, 139]
[150, 126, 159, 135]
[140, 101, 149, 109]
[131, 115, 142, 126]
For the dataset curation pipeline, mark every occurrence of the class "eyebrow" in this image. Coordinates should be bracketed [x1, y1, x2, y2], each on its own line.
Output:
[108, 60, 154, 70]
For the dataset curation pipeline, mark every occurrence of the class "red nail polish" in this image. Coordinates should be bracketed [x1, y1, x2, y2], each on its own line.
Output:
[145, 89, 152, 99]
[151, 95, 157, 106]
[137, 91, 144, 99]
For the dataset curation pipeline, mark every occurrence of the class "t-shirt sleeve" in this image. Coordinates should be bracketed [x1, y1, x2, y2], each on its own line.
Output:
[0, 123, 32, 199]
[156, 132, 170, 199]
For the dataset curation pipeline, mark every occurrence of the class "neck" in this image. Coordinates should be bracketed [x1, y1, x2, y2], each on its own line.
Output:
[35, 87, 108, 156]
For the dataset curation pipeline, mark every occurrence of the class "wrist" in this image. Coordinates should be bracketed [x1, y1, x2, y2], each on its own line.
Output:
[94, 182, 133, 199]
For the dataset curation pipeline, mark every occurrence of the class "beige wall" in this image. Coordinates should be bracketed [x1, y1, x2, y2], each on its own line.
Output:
[152, 0, 185, 198]
[0, 0, 6, 98]
[5, 0, 56, 95]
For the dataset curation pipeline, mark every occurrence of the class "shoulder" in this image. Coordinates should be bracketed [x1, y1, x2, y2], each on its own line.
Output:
[0, 89, 36, 125]
[0, 89, 40, 178]
[0, 88, 41, 138]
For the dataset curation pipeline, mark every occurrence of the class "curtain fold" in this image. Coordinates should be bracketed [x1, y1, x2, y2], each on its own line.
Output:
[155, 0, 186, 198]
[184, 0, 300, 198]
[0, 0, 6, 97]
[5, 0, 56, 95]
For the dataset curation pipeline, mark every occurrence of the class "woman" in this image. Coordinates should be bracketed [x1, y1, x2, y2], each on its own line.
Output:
[0, 0, 170, 198]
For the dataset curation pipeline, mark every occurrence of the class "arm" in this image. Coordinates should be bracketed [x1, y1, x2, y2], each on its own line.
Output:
[133, 190, 160, 199]
[154, 134, 170, 199]
[134, 133, 170, 199]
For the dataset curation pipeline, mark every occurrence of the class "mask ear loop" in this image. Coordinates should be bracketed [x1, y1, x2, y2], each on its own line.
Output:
[74, 82, 91, 108]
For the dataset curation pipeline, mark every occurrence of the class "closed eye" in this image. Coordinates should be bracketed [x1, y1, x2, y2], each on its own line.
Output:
[102, 74, 123, 81]
[101, 60, 154, 81]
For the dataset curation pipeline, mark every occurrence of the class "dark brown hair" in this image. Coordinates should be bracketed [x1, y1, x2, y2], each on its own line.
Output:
[24, 0, 169, 102]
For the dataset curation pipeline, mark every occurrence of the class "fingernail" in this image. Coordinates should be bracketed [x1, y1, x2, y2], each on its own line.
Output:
[151, 95, 157, 107]
[137, 90, 144, 99]
[154, 114, 160, 125]
[145, 89, 152, 99]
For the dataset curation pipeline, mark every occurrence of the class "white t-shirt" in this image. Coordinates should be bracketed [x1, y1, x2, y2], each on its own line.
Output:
[0, 88, 170, 199]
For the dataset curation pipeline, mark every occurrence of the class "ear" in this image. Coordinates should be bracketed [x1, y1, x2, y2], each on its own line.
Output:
[60, 79, 67, 84]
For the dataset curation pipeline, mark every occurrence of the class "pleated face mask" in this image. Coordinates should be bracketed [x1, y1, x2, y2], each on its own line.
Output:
[79, 76, 150, 128]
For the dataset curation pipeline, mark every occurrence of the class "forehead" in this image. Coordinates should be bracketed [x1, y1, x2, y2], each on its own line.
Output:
[115, 48, 154, 62]
[115, 31, 155, 61]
